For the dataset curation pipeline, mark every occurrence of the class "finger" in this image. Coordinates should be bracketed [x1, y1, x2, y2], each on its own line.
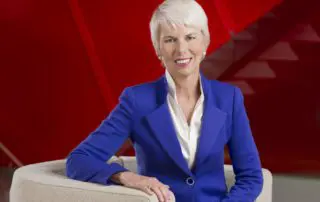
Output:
[141, 185, 154, 196]
[159, 186, 171, 201]
[168, 190, 174, 201]
[150, 186, 165, 202]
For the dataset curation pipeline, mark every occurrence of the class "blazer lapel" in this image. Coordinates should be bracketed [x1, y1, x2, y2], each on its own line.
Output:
[194, 74, 227, 170]
[145, 77, 191, 176]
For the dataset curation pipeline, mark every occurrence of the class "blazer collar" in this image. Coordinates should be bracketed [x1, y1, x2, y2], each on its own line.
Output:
[145, 72, 227, 175]
[195, 73, 228, 171]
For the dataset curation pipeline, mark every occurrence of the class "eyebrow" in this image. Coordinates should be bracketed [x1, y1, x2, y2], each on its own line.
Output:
[187, 32, 198, 36]
[162, 35, 175, 39]
[162, 32, 198, 39]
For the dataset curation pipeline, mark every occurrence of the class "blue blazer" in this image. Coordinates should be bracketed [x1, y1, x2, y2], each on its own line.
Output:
[66, 74, 263, 202]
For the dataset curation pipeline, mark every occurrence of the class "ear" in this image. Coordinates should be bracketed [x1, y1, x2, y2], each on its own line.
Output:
[157, 55, 166, 69]
[201, 30, 210, 50]
[201, 51, 206, 61]
[204, 37, 210, 51]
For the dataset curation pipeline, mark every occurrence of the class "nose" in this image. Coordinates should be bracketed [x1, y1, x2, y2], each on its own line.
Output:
[176, 39, 188, 54]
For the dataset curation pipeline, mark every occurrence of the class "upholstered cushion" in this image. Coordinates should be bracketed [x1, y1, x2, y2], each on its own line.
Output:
[10, 159, 168, 202]
[10, 157, 271, 202]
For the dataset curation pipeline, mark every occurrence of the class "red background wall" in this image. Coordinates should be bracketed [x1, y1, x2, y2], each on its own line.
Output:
[4, 0, 318, 175]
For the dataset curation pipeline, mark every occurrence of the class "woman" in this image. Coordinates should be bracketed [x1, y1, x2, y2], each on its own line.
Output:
[66, 0, 263, 201]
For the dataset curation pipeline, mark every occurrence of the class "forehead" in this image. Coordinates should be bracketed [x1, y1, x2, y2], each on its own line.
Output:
[159, 22, 201, 37]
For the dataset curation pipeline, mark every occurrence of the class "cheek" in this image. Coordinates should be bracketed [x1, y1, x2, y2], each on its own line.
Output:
[160, 44, 174, 57]
[192, 49, 204, 62]
[189, 42, 205, 58]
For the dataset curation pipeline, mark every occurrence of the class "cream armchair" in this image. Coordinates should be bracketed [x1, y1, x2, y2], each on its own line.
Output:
[10, 156, 272, 202]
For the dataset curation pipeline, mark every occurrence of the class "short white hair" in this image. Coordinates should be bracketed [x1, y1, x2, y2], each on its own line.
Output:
[150, 0, 210, 55]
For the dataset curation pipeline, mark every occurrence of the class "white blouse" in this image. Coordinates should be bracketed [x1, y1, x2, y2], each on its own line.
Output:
[165, 70, 204, 169]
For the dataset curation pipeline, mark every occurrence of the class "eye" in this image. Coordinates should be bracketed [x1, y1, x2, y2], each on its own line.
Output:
[186, 35, 196, 41]
[164, 38, 176, 43]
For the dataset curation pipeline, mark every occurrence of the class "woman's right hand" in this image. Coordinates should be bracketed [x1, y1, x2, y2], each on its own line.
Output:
[111, 171, 173, 202]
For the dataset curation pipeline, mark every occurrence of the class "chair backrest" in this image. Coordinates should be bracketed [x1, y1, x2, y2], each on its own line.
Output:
[110, 156, 272, 202]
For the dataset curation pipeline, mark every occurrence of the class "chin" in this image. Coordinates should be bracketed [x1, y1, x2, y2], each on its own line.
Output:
[176, 67, 199, 77]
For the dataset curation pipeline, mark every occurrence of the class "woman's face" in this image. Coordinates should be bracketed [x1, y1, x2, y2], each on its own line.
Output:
[158, 23, 206, 78]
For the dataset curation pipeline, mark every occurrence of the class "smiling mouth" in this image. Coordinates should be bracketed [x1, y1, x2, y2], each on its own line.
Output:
[174, 58, 192, 65]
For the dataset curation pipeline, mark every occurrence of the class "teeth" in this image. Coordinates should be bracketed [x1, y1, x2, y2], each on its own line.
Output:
[176, 59, 190, 64]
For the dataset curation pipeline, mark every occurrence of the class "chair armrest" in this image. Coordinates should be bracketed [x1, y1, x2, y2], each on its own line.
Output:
[224, 165, 273, 202]
[258, 168, 273, 202]
[10, 160, 168, 202]
[118, 156, 138, 173]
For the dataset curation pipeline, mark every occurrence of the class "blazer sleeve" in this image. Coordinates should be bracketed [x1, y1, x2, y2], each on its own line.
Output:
[66, 87, 135, 185]
[222, 87, 263, 202]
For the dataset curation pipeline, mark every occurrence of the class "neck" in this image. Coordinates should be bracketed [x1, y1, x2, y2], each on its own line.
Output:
[172, 72, 201, 100]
